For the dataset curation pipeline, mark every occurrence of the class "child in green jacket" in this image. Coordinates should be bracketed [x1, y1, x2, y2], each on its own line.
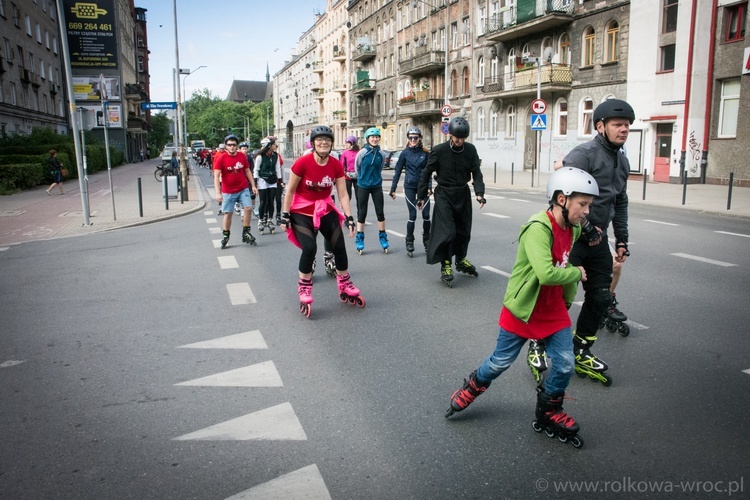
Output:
[445, 167, 599, 449]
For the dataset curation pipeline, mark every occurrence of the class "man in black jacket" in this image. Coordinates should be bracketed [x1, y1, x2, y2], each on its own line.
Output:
[563, 98, 634, 386]
[417, 117, 485, 287]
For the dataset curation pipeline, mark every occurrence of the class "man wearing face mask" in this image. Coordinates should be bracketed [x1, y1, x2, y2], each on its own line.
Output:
[558, 98, 635, 387]
[417, 116, 485, 287]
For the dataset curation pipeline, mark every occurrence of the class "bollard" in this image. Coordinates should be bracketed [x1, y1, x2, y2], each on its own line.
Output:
[180, 177, 185, 204]
[681, 171, 687, 206]
[511, 162, 514, 185]
[137, 177, 143, 217]
[494, 162, 497, 184]
[727, 172, 734, 211]
[642, 169, 647, 201]
[164, 175, 169, 210]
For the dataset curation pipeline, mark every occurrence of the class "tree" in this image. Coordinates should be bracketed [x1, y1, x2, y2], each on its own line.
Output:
[147, 112, 171, 153]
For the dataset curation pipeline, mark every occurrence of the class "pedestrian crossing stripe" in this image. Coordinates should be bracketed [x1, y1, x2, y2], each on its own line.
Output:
[175, 361, 283, 387]
[177, 330, 268, 349]
[225, 464, 332, 500]
[173, 402, 307, 441]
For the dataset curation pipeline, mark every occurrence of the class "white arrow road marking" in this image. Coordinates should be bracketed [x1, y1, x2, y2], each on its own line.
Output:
[481, 266, 511, 278]
[175, 361, 283, 387]
[644, 219, 680, 226]
[0, 360, 26, 368]
[178, 330, 268, 350]
[484, 213, 511, 219]
[218, 256, 239, 269]
[174, 403, 307, 441]
[0, 247, 9, 252]
[743, 369, 750, 376]
[671, 253, 737, 267]
[715, 231, 750, 238]
[225, 464, 331, 500]
[227, 283, 257, 304]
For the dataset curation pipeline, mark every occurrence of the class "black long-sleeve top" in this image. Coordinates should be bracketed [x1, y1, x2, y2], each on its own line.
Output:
[417, 141, 484, 200]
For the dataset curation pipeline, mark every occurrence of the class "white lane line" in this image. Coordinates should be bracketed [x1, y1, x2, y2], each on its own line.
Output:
[481, 265, 511, 278]
[209, 227, 221, 234]
[0, 360, 25, 368]
[484, 194, 506, 200]
[743, 369, 750, 376]
[225, 464, 332, 500]
[644, 219, 680, 226]
[509, 198, 531, 203]
[206, 218, 218, 224]
[0, 247, 9, 252]
[671, 253, 737, 267]
[218, 256, 239, 269]
[212, 239, 222, 248]
[203, 211, 214, 216]
[176, 361, 283, 387]
[387, 229, 405, 238]
[227, 282, 257, 304]
[715, 231, 750, 239]
[484, 213, 511, 219]
[174, 403, 307, 441]
[178, 330, 268, 349]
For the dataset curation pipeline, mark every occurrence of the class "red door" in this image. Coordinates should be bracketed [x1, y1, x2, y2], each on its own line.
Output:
[653, 123, 672, 183]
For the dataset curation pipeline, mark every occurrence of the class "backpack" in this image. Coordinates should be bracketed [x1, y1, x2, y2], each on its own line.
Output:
[257, 153, 277, 183]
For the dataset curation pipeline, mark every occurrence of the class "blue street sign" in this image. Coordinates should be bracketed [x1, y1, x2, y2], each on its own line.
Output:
[441, 122, 450, 135]
[530, 114, 547, 130]
[141, 102, 177, 110]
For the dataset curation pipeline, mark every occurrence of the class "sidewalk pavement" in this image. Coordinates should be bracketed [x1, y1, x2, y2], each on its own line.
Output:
[0, 162, 747, 247]
[0, 160, 205, 247]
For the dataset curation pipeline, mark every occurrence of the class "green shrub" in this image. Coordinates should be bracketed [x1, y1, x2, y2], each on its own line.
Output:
[0, 163, 46, 194]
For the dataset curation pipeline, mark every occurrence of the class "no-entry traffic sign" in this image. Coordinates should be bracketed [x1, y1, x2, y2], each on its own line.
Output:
[531, 99, 547, 114]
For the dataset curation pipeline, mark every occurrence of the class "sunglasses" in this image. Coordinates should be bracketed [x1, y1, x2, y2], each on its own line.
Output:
[408, 136, 420, 141]
[225, 143, 238, 147]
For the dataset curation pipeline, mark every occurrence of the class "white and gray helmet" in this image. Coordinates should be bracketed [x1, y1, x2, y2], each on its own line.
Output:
[546, 167, 599, 202]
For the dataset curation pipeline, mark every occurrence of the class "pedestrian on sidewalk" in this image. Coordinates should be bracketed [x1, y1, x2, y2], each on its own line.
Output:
[558, 99, 634, 387]
[389, 126, 431, 256]
[445, 167, 598, 451]
[417, 117, 485, 286]
[214, 134, 258, 248]
[354, 127, 389, 254]
[46, 149, 64, 195]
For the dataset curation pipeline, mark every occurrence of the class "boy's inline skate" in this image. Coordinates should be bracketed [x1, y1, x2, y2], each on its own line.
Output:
[573, 332, 612, 386]
[355, 232, 365, 255]
[324, 252, 336, 277]
[336, 273, 365, 307]
[258, 218, 266, 235]
[455, 257, 479, 277]
[440, 260, 454, 287]
[298, 278, 313, 318]
[242, 226, 257, 246]
[599, 292, 630, 337]
[405, 236, 415, 257]
[220, 230, 230, 249]
[532, 389, 583, 448]
[379, 231, 389, 253]
[527, 340, 548, 384]
[445, 370, 490, 418]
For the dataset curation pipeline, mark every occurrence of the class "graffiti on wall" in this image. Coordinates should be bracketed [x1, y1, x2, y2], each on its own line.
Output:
[687, 131, 701, 174]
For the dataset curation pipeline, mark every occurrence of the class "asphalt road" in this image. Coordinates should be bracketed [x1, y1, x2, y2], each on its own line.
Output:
[1, 169, 748, 499]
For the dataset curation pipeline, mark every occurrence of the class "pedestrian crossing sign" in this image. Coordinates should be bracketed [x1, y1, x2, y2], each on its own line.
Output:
[531, 114, 547, 130]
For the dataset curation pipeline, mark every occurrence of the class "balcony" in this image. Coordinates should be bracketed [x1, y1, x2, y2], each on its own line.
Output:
[333, 48, 346, 63]
[480, 63, 572, 97]
[313, 88, 325, 100]
[399, 47, 446, 77]
[124, 83, 148, 101]
[350, 114, 375, 126]
[352, 44, 377, 62]
[484, 0, 574, 42]
[332, 110, 347, 122]
[50, 82, 60, 95]
[351, 71, 376, 95]
[398, 94, 443, 119]
[333, 81, 347, 94]
[311, 61, 324, 73]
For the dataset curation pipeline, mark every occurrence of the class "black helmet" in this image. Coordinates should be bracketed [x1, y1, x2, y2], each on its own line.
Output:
[310, 125, 334, 142]
[224, 134, 239, 144]
[448, 117, 470, 138]
[593, 99, 635, 125]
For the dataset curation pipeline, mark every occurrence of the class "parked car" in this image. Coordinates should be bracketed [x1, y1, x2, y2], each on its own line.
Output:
[386, 150, 401, 170]
[160, 146, 176, 166]
[382, 150, 394, 169]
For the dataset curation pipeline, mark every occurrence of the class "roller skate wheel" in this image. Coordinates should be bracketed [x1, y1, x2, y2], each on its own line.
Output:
[618, 323, 630, 337]
[531, 421, 543, 433]
[558, 435, 568, 443]
[270, 229, 275, 235]
[606, 321, 617, 333]
[357, 249, 363, 255]
[299, 303, 311, 318]
[383, 248, 388, 254]
[355, 296, 366, 307]
[570, 436, 584, 448]
[348, 297, 356, 305]
[445, 407, 456, 418]
[601, 374, 613, 387]
[544, 429, 555, 438]
[407, 251, 413, 257]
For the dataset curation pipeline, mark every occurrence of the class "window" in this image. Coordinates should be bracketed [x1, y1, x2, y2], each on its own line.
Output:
[718, 78, 740, 138]
[490, 107, 498, 137]
[10, 82, 17, 105]
[505, 48, 514, 79]
[39, 60, 44, 78]
[45, 31, 49, 49]
[662, 0, 678, 33]
[36, 23, 41, 43]
[660, 44, 675, 72]
[440, 28, 445, 50]
[11, 2, 19, 27]
[462, 67, 469, 96]
[581, 98, 594, 136]
[479, 7, 486, 35]
[725, 3, 746, 42]
[137, 56, 144, 73]
[25, 15, 32, 36]
[559, 32, 570, 65]
[450, 70, 457, 98]
[478, 56, 485, 85]
[477, 107, 485, 138]
[52, 37, 57, 54]
[462, 18, 470, 46]
[605, 21, 619, 62]
[582, 27, 595, 67]
[0, 0, 5, 18]
[506, 105, 516, 138]
[556, 98, 568, 136]
[451, 22, 458, 49]
[49, 2, 55, 21]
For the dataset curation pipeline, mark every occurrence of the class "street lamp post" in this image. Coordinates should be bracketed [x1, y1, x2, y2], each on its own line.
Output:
[182, 65, 206, 148]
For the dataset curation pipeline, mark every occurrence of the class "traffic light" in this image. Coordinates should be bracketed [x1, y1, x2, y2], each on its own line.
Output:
[212, 127, 216, 134]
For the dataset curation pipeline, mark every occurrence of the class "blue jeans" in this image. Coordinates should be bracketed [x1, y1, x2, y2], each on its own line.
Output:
[221, 188, 252, 214]
[476, 326, 575, 396]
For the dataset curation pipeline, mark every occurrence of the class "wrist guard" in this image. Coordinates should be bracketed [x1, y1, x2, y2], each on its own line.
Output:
[346, 215, 356, 231]
[616, 241, 630, 256]
[280, 211, 291, 227]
